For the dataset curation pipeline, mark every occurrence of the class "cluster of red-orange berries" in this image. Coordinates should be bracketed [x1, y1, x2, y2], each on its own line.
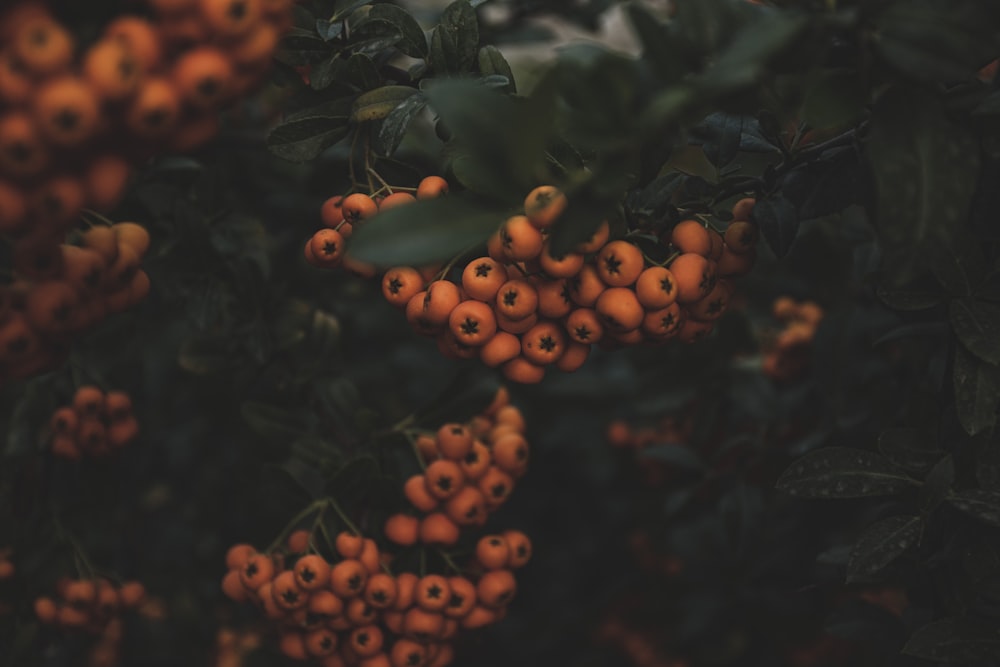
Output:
[307, 180, 759, 383]
[761, 297, 823, 382]
[0, 221, 150, 383]
[385, 389, 529, 546]
[0, 0, 293, 382]
[222, 388, 532, 667]
[34, 577, 145, 633]
[215, 627, 264, 667]
[49, 385, 139, 459]
[605, 415, 690, 452]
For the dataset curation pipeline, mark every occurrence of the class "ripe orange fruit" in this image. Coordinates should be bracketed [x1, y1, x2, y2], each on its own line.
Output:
[477, 570, 516, 608]
[596, 240, 644, 287]
[595, 287, 644, 333]
[83, 40, 141, 102]
[521, 320, 566, 366]
[676, 318, 713, 343]
[523, 185, 567, 228]
[635, 266, 677, 309]
[126, 78, 181, 138]
[724, 221, 759, 254]
[87, 155, 133, 213]
[436, 423, 473, 460]
[382, 267, 423, 308]
[476, 535, 510, 570]
[417, 175, 449, 200]
[391, 638, 429, 667]
[565, 307, 603, 344]
[105, 17, 163, 72]
[0, 112, 47, 177]
[363, 572, 398, 609]
[13, 18, 73, 76]
[688, 280, 732, 322]
[555, 340, 589, 372]
[445, 485, 487, 525]
[461, 257, 508, 302]
[421, 280, 461, 326]
[31, 175, 85, 229]
[495, 311, 537, 335]
[642, 303, 682, 339]
[200, 0, 263, 38]
[460, 439, 492, 480]
[34, 77, 102, 147]
[403, 474, 439, 512]
[670, 220, 712, 256]
[709, 228, 724, 260]
[424, 459, 465, 500]
[418, 512, 460, 546]
[501, 355, 545, 384]
[448, 299, 497, 347]
[499, 215, 543, 261]
[731, 197, 756, 221]
[568, 265, 605, 307]
[669, 253, 716, 304]
[304, 628, 338, 658]
[173, 47, 234, 109]
[402, 607, 445, 642]
[538, 242, 584, 278]
[478, 466, 514, 506]
[379, 192, 416, 211]
[294, 554, 330, 592]
[272, 570, 306, 610]
[383, 513, 419, 547]
[239, 553, 275, 590]
[716, 246, 755, 277]
[494, 280, 537, 321]
[330, 559, 368, 598]
[503, 530, 532, 568]
[444, 576, 477, 619]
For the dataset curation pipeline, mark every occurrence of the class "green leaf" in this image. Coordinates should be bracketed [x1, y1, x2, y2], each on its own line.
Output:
[947, 489, 1000, 528]
[626, 2, 684, 83]
[367, 3, 428, 58]
[351, 85, 419, 124]
[241, 402, 314, 440]
[776, 447, 919, 498]
[877, 427, 943, 474]
[266, 115, 349, 162]
[846, 515, 921, 582]
[904, 618, 1000, 662]
[434, 0, 479, 74]
[430, 23, 461, 76]
[701, 13, 808, 92]
[801, 69, 867, 129]
[477, 45, 516, 93]
[953, 343, 1000, 436]
[750, 196, 798, 258]
[347, 19, 404, 57]
[876, 282, 945, 311]
[344, 53, 382, 92]
[376, 93, 428, 157]
[951, 298, 1000, 365]
[348, 193, 502, 266]
[867, 87, 980, 282]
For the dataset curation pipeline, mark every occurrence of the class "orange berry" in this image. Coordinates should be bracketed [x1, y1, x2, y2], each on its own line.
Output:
[321, 195, 345, 227]
[495, 404, 526, 431]
[403, 475, 439, 512]
[716, 245, 755, 277]
[364, 572, 398, 609]
[555, 340, 589, 372]
[436, 423, 473, 460]
[105, 17, 162, 72]
[200, 0, 263, 38]
[476, 535, 510, 570]
[272, 570, 306, 610]
[34, 597, 58, 624]
[359, 538, 380, 575]
[495, 311, 537, 335]
[492, 433, 529, 476]
[418, 513, 460, 546]
[87, 156, 133, 213]
[521, 320, 566, 366]
[379, 192, 416, 211]
[670, 220, 712, 256]
[350, 625, 385, 658]
[459, 440, 492, 480]
[34, 77, 101, 147]
[421, 280, 461, 326]
[494, 280, 538, 321]
[724, 221, 759, 254]
[417, 175, 449, 200]
[424, 459, 465, 500]
[0, 112, 47, 178]
[173, 47, 234, 109]
[342, 193, 378, 223]
[568, 265, 605, 307]
[499, 215, 543, 261]
[309, 229, 346, 267]
[403, 607, 445, 642]
[13, 18, 73, 76]
[501, 356, 545, 384]
[391, 638, 429, 667]
[461, 257, 508, 302]
[126, 78, 181, 138]
[536, 278, 572, 319]
[635, 266, 678, 309]
[448, 299, 497, 347]
[294, 554, 331, 592]
[523, 185, 567, 228]
[502, 530, 532, 568]
[330, 559, 367, 598]
[415, 575, 451, 612]
[478, 466, 515, 507]
[669, 253, 716, 303]
[477, 570, 516, 608]
[382, 267, 423, 307]
[394, 572, 419, 611]
[642, 303, 683, 339]
[384, 513, 419, 547]
[83, 39, 141, 102]
[334, 532, 363, 559]
[444, 485, 487, 526]
[731, 197, 756, 221]
[479, 330, 520, 368]
[688, 280, 732, 322]
[709, 228, 725, 260]
[279, 631, 308, 660]
[538, 242, 584, 278]
[305, 628, 339, 658]
[595, 287, 644, 333]
[596, 240, 644, 287]
[676, 317, 714, 343]
[444, 576, 477, 619]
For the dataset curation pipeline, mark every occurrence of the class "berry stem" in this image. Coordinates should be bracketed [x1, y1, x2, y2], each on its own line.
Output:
[328, 497, 363, 537]
[402, 430, 428, 472]
[266, 499, 327, 554]
[366, 167, 393, 195]
[436, 549, 463, 575]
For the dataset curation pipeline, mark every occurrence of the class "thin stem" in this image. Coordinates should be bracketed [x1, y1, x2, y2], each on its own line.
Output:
[433, 242, 481, 281]
[403, 430, 429, 472]
[328, 498, 362, 536]
[436, 549, 463, 575]
[266, 500, 327, 554]
[364, 135, 376, 194]
[348, 131, 360, 190]
[367, 167, 393, 194]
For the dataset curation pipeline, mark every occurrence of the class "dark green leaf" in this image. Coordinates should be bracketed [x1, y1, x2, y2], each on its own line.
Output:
[951, 298, 1000, 365]
[801, 69, 867, 129]
[876, 282, 945, 311]
[776, 447, 919, 498]
[846, 515, 921, 582]
[626, 2, 684, 83]
[702, 13, 808, 92]
[241, 402, 314, 440]
[750, 196, 798, 257]
[367, 3, 428, 58]
[430, 23, 461, 76]
[947, 489, 1000, 528]
[953, 343, 1000, 436]
[867, 87, 980, 282]
[922, 454, 955, 510]
[349, 193, 501, 266]
[437, 0, 478, 73]
[315, 18, 343, 42]
[695, 113, 743, 167]
[266, 115, 349, 162]
[903, 617, 1000, 661]
[376, 93, 428, 157]
[878, 427, 944, 474]
[477, 45, 516, 93]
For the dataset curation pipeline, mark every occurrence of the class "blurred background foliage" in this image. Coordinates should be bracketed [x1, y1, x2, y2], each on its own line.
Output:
[3, 0, 1000, 666]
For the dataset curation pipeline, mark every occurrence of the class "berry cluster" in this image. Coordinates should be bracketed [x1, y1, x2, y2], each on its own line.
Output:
[605, 416, 690, 452]
[305, 176, 450, 278]
[49, 385, 139, 459]
[222, 389, 532, 667]
[405, 189, 756, 383]
[34, 577, 146, 633]
[0, 221, 150, 383]
[215, 627, 263, 667]
[761, 297, 823, 382]
[386, 392, 529, 546]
